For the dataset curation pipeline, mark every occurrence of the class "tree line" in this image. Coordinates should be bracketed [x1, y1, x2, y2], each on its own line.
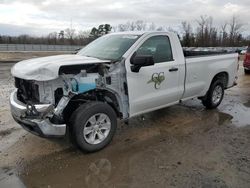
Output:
[0, 24, 112, 46]
[181, 15, 248, 47]
[0, 16, 249, 47]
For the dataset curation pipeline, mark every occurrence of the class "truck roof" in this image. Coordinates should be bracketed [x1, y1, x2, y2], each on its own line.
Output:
[108, 31, 173, 36]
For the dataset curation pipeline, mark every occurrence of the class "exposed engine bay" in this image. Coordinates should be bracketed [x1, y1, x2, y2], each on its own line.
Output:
[14, 59, 129, 124]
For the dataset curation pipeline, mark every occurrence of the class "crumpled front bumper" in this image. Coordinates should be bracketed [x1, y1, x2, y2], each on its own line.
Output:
[10, 90, 66, 137]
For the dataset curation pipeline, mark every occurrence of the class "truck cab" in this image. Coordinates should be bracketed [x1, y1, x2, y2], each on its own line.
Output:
[125, 32, 185, 116]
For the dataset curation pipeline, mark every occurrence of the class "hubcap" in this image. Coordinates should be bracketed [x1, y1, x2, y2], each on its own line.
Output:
[83, 113, 111, 145]
[212, 85, 223, 104]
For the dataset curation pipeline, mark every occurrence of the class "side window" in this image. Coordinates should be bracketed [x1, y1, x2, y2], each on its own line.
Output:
[136, 35, 173, 63]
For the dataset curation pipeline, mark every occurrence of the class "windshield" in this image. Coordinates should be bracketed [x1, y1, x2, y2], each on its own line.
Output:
[78, 34, 141, 61]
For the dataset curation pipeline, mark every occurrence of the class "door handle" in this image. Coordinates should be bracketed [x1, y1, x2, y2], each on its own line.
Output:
[169, 67, 178, 72]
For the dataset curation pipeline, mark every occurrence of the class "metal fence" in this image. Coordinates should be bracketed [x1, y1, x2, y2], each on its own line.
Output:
[0, 44, 83, 52]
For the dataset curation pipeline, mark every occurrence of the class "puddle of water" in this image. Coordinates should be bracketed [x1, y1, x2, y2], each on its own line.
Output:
[221, 102, 250, 127]
[217, 111, 233, 126]
[19, 145, 141, 187]
[243, 101, 250, 108]
[0, 168, 25, 188]
[85, 158, 113, 187]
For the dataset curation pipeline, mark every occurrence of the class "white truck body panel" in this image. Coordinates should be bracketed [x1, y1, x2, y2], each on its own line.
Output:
[123, 32, 238, 117]
[11, 54, 109, 81]
[183, 53, 238, 99]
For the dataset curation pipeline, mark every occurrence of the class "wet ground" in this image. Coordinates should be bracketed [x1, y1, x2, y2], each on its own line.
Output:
[0, 57, 250, 188]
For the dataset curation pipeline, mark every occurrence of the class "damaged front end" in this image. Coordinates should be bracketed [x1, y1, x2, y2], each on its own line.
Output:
[10, 59, 129, 137]
[10, 90, 71, 137]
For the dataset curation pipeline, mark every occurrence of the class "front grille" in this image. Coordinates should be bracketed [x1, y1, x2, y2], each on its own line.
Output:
[15, 77, 40, 104]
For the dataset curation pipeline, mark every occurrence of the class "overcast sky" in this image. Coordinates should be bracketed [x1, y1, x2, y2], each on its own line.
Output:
[0, 0, 249, 36]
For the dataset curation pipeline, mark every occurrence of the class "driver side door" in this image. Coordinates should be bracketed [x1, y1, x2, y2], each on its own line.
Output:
[125, 34, 183, 117]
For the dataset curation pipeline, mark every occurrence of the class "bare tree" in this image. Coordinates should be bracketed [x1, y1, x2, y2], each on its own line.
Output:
[206, 17, 217, 46]
[182, 21, 192, 34]
[181, 21, 194, 46]
[135, 20, 146, 31]
[229, 15, 244, 46]
[128, 21, 137, 31]
[196, 15, 208, 46]
[117, 23, 129, 31]
[47, 32, 57, 45]
[78, 30, 89, 39]
[148, 22, 156, 31]
[195, 15, 218, 46]
[77, 30, 91, 45]
[156, 26, 164, 31]
[65, 28, 76, 44]
[220, 22, 228, 46]
[116, 20, 147, 31]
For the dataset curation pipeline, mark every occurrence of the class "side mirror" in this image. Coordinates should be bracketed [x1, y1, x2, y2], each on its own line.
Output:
[130, 53, 154, 73]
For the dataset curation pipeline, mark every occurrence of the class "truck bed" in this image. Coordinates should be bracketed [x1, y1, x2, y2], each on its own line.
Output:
[183, 50, 235, 58]
[182, 52, 238, 100]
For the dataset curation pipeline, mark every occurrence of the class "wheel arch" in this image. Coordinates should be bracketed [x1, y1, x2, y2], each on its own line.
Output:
[210, 71, 229, 89]
[199, 71, 229, 100]
[63, 89, 122, 124]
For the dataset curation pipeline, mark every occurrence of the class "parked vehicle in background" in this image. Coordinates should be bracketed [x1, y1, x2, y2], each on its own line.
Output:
[240, 49, 247, 55]
[10, 32, 238, 152]
[243, 47, 250, 74]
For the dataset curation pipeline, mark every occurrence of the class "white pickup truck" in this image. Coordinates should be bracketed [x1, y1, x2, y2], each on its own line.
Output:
[10, 32, 238, 152]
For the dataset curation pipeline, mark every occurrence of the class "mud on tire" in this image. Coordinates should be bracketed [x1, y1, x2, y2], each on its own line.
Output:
[202, 80, 224, 109]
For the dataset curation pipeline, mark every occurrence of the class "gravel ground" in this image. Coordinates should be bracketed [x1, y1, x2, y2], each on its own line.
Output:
[0, 56, 249, 188]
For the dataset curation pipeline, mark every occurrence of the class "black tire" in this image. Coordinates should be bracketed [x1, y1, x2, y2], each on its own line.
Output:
[244, 69, 250, 74]
[69, 101, 117, 152]
[202, 80, 224, 109]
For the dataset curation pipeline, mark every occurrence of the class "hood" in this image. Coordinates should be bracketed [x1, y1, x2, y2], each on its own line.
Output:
[11, 54, 110, 81]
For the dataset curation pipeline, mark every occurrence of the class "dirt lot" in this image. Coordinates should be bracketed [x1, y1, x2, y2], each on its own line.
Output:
[0, 53, 250, 188]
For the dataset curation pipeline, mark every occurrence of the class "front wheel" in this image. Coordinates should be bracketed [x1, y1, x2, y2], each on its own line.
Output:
[202, 80, 224, 109]
[69, 102, 117, 152]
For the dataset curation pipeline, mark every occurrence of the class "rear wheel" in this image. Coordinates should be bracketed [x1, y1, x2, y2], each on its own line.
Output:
[202, 80, 224, 109]
[69, 102, 117, 152]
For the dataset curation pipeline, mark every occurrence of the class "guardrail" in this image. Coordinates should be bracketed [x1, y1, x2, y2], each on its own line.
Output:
[0, 44, 83, 52]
